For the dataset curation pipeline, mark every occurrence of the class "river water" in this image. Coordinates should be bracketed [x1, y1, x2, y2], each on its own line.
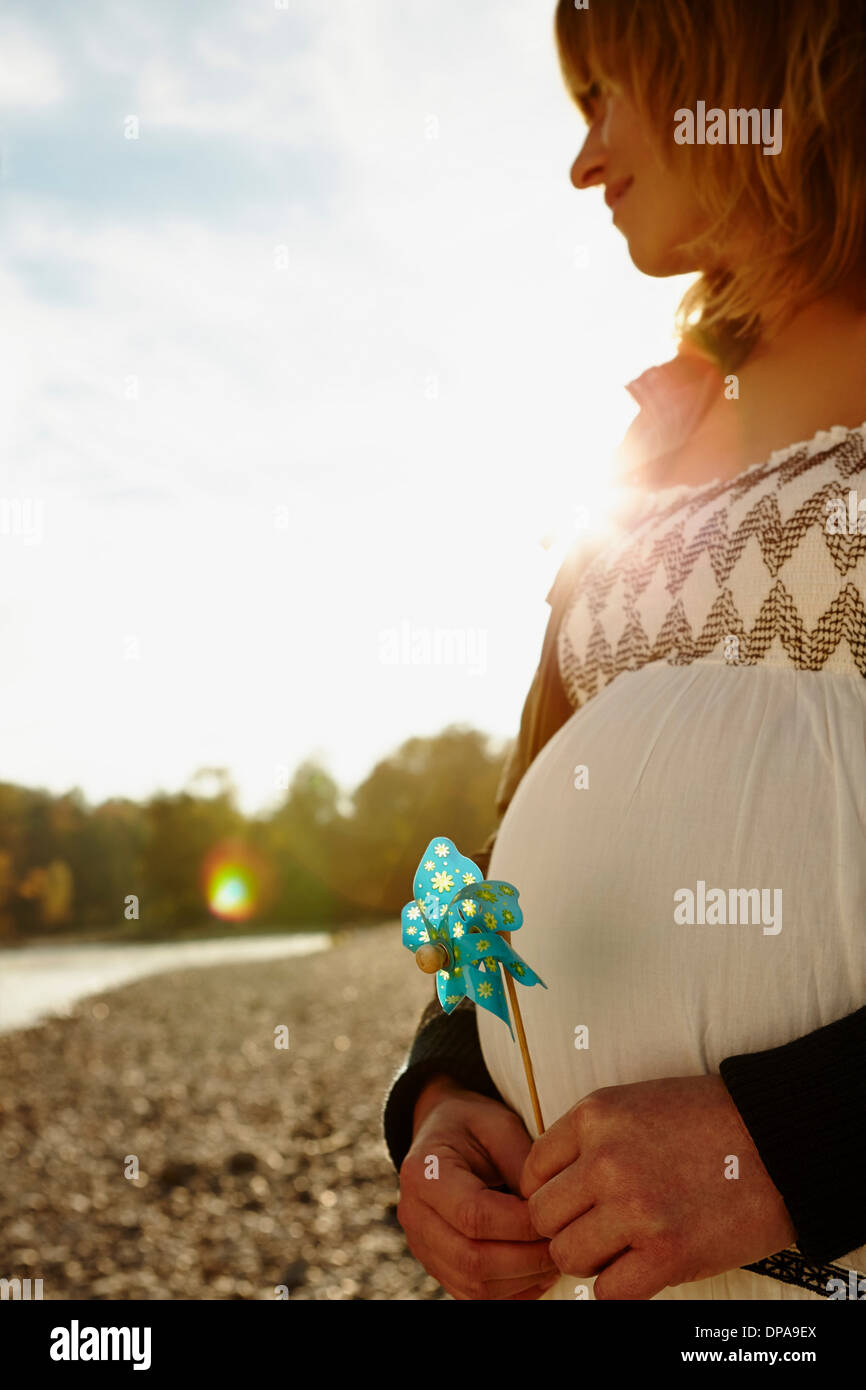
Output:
[0, 932, 330, 1035]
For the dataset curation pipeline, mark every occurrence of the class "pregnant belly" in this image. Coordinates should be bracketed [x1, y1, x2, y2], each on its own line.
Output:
[476, 661, 866, 1135]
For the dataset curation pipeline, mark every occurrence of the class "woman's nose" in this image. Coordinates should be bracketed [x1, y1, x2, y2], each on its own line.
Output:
[570, 124, 607, 191]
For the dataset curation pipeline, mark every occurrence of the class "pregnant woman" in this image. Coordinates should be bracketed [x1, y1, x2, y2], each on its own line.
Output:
[385, 0, 866, 1300]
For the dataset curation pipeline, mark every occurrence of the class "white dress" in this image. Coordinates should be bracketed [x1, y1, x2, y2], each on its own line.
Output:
[477, 423, 866, 1300]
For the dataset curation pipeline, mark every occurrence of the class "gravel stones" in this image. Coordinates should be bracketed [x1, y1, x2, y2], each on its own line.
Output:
[0, 925, 447, 1300]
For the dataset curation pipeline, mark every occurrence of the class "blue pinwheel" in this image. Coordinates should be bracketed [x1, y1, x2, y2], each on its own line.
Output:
[400, 836, 545, 1037]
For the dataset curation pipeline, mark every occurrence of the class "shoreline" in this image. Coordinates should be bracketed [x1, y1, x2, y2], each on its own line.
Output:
[0, 919, 377, 951]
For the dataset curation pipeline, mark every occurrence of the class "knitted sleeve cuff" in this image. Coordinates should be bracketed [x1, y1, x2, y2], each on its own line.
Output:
[719, 1005, 866, 1263]
[382, 1000, 504, 1173]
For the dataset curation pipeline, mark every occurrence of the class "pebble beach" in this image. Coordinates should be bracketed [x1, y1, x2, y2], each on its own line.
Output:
[0, 924, 447, 1300]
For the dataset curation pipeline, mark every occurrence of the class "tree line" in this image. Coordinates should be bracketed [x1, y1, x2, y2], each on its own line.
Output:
[0, 725, 509, 942]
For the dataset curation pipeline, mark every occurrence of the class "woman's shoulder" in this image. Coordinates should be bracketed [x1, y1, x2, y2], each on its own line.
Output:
[760, 418, 866, 497]
[621, 419, 866, 530]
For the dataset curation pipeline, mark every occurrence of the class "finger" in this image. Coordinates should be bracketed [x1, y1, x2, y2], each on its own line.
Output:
[416, 1197, 560, 1279]
[470, 1103, 535, 1194]
[548, 1204, 631, 1278]
[407, 1198, 558, 1297]
[429, 1151, 543, 1242]
[409, 1222, 558, 1302]
[592, 1246, 674, 1302]
[528, 1160, 592, 1237]
[503, 1280, 561, 1301]
[438, 1268, 560, 1301]
[520, 1107, 584, 1198]
[481, 1270, 559, 1300]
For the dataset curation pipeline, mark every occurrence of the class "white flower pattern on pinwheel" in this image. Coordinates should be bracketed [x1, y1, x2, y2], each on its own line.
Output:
[434, 842, 450, 857]
[424, 860, 435, 871]
[431, 871, 454, 893]
[407, 904, 421, 920]
[462, 899, 477, 917]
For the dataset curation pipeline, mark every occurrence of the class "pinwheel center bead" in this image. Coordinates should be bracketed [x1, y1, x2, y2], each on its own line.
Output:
[415, 942, 450, 974]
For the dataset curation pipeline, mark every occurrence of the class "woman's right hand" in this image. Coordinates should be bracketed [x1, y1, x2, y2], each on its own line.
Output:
[396, 1075, 559, 1300]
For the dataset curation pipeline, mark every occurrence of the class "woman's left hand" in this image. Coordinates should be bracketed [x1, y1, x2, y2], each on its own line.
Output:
[520, 1075, 797, 1299]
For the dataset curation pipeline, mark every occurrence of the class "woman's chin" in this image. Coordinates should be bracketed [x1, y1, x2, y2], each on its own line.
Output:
[624, 233, 699, 279]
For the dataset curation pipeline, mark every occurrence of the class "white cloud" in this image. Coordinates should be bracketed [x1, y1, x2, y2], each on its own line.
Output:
[0, 24, 66, 110]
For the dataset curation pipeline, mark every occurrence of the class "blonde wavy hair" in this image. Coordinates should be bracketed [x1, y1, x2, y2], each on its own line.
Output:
[554, 0, 866, 371]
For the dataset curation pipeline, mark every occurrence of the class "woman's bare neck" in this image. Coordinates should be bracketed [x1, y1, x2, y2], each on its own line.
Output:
[658, 291, 866, 491]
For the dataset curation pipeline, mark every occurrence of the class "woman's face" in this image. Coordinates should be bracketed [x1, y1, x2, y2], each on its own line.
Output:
[570, 83, 709, 276]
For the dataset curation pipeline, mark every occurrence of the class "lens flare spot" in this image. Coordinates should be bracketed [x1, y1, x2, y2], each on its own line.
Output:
[204, 849, 261, 922]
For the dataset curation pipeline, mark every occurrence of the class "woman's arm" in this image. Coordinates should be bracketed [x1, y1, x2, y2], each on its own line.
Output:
[719, 1007, 866, 1262]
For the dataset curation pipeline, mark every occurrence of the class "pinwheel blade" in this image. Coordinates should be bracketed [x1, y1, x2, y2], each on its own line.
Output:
[462, 957, 512, 1033]
[459, 926, 546, 990]
[412, 839, 483, 908]
[435, 967, 466, 1014]
[400, 898, 432, 952]
[450, 879, 524, 934]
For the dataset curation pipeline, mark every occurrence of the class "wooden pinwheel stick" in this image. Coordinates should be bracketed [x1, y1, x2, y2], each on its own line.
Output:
[415, 936, 545, 1136]
[502, 967, 545, 1136]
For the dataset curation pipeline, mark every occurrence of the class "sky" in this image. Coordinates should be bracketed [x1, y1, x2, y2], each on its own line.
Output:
[0, 0, 691, 815]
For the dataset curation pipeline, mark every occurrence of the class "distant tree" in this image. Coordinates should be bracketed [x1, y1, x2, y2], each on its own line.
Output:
[260, 761, 358, 924]
[17, 859, 73, 927]
[0, 848, 15, 939]
[53, 790, 145, 930]
[335, 725, 509, 914]
[140, 770, 246, 929]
